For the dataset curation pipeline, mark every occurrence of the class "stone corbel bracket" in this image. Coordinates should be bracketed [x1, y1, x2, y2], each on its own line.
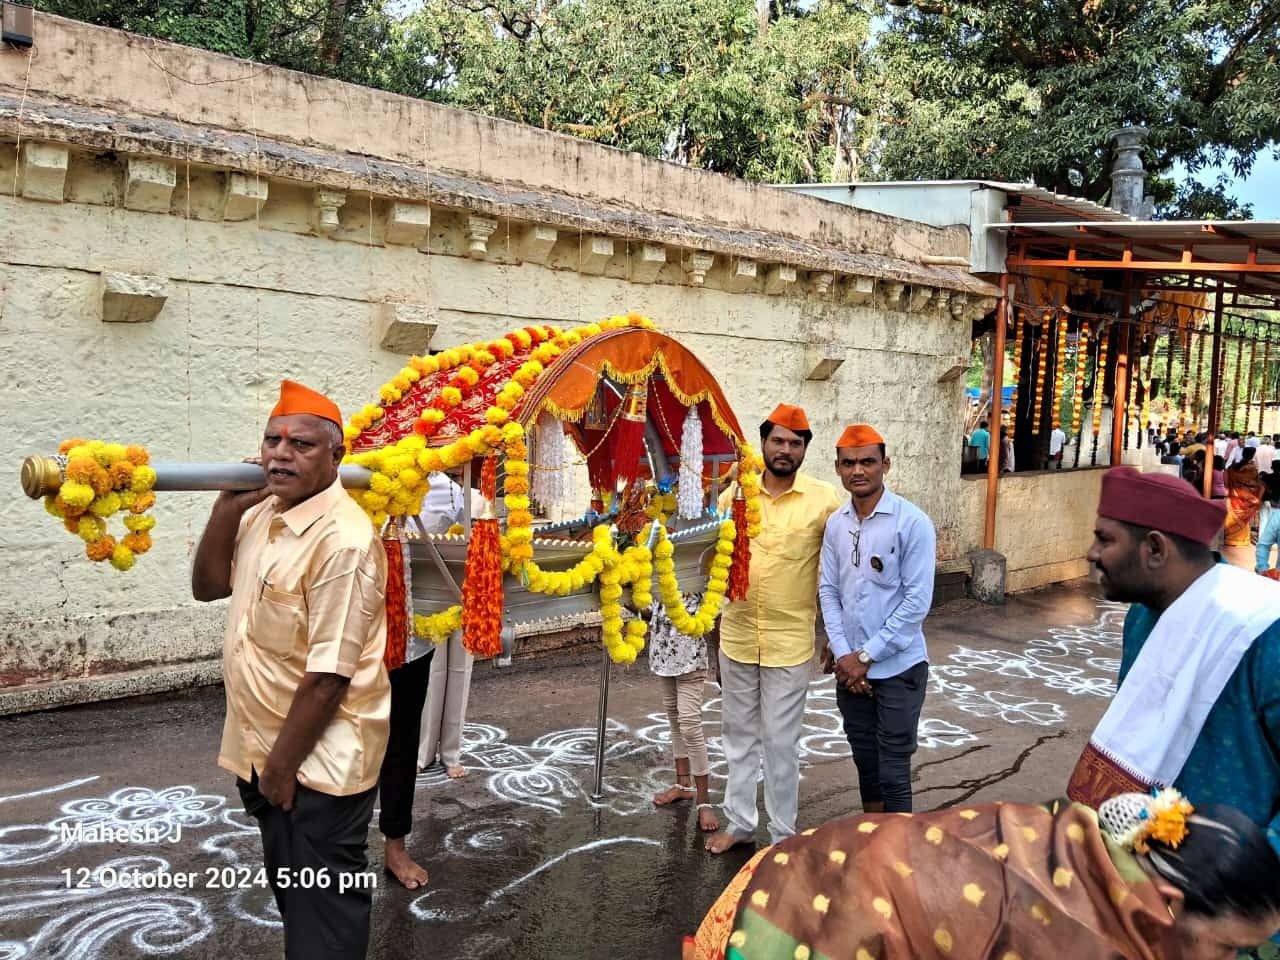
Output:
[20, 142, 67, 202]
[385, 201, 430, 246]
[313, 189, 347, 234]
[222, 173, 268, 221]
[124, 158, 175, 214]
[804, 342, 845, 381]
[376, 301, 436, 354]
[100, 271, 169, 323]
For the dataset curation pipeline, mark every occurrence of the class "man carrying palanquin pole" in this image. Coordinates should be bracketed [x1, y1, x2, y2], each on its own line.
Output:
[192, 380, 390, 960]
[704, 403, 843, 855]
[1068, 466, 1280, 955]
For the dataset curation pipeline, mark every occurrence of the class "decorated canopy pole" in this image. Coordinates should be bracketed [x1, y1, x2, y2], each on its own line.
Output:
[20, 314, 763, 670]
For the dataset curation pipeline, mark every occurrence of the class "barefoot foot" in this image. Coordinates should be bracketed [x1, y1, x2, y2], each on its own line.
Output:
[384, 838, 429, 890]
[704, 830, 751, 854]
[653, 784, 695, 806]
[697, 804, 720, 833]
[446, 765, 466, 779]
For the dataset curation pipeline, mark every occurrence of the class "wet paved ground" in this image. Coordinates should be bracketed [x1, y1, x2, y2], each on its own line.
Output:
[0, 580, 1123, 960]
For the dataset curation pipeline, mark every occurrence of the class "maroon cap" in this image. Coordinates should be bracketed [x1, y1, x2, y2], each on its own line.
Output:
[1097, 466, 1226, 546]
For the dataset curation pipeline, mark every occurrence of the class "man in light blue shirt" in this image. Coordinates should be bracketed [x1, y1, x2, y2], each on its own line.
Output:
[818, 424, 935, 813]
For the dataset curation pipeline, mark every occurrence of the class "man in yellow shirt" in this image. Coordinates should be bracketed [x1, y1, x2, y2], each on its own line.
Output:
[705, 404, 843, 854]
[192, 380, 390, 959]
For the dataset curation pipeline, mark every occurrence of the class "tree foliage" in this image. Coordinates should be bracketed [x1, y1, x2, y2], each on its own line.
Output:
[872, 0, 1280, 216]
[34, 0, 1280, 215]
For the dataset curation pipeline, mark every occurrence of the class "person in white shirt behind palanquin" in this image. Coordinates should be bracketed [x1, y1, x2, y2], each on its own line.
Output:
[1050, 425, 1068, 469]
[1256, 436, 1276, 476]
[417, 473, 484, 781]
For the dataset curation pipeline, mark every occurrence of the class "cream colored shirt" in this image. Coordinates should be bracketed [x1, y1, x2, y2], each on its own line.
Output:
[718, 472, 843, 667]
[218, 476, 390, 796]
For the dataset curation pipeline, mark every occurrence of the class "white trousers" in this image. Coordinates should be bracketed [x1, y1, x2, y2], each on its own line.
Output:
[717, 651, 811, 844]
[417, 631, 474, 769]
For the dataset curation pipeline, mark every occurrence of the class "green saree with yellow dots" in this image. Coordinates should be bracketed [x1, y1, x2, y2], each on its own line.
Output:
[685, 801, 1183, 960]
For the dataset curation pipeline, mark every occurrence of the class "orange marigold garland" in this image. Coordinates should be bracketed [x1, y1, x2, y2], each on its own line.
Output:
[461, 456, 504, 657]
[727, 491, 750, 602]
[1051, 313, 1069, 430]
[45, 440, 157, 571]
[1071, 324, 1090, 438]
[382, 520, 410, 671]
[1008, 313, 1025, 441]
[1092, 325, 1110, 439]
[1031, 317, 1051, 435]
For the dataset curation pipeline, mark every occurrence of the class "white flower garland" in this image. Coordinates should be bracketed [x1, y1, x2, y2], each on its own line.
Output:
[531, 411, 575, 517]
[677, 405, 704, 520]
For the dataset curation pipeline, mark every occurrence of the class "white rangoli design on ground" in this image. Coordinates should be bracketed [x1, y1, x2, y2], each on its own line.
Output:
[0, 600, 1124, 956]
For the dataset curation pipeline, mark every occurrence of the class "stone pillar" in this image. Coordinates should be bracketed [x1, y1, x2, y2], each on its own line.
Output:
[1108, 127, 1152, 219]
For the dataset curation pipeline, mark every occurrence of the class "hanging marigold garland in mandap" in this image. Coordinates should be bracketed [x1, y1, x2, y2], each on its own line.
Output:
[1191, 326, 1207, 429]
[1260, 337, 1273, 435]
[1051, 312, 1069, 431]
[1091, 324, 1110, 449]
[1177, 330, 1191, 435]
[1031, 316, 1051, 435]
[1126, 326, 1143, 444]
[1007, 312, 1025, 441]
[1071, 323, 1090, 439]
[1244, 335, 1259, 432]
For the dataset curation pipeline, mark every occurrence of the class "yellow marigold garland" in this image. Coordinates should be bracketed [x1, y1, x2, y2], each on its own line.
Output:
[45, 440, 156, 570]
[344, 315, 656, 530]
[347, 312, 760, 664]
[653, 521, 734, 637]
[737, 444, 765, 538]
[414, 605, 462, 645]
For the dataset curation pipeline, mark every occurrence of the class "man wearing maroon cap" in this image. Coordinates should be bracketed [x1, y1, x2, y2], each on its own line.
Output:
[1068, 467, 1280, 890]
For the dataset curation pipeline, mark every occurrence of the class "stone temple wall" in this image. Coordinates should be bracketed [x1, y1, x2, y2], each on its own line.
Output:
[0, 13, 1000, 713]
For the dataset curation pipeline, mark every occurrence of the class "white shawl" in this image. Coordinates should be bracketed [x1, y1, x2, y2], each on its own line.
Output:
[1090, 564, 1280, 788]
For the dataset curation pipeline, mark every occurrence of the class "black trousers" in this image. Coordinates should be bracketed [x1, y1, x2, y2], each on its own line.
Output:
[378, 648, 433, 839]
[237, 771, 377, 960]
[836, 660, 929, 813]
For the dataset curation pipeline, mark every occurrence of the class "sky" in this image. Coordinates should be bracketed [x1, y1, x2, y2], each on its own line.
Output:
[1182, 150, 1280, 221]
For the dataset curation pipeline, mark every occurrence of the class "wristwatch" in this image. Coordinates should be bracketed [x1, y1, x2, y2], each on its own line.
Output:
[856, 650, 872, 665]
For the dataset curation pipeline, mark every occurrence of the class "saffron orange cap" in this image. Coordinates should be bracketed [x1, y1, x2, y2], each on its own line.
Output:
[836, 424, 885, 449]
[269, 380, 342, 427]
[765, 403, 810, 433]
